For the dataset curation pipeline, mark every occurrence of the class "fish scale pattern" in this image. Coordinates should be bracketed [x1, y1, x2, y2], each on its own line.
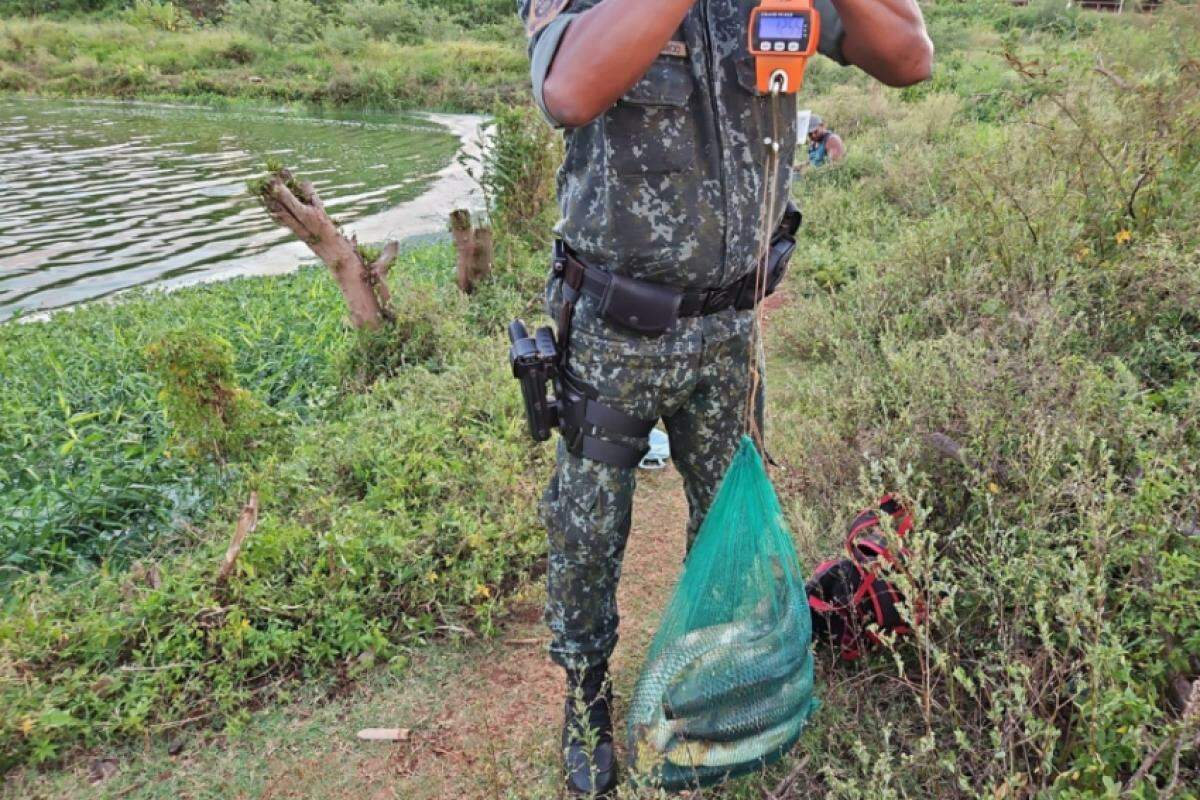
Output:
[627, 435, 817, 789]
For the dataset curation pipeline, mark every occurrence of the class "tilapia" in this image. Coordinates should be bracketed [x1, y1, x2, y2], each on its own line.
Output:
[664, 713, 807, 769]
[627, 612, 773, 755]
[671, 660, 813, 742]
[663, 572, 809, 719]
[663, 630, 805, 719]
[627, 556, 810, 766]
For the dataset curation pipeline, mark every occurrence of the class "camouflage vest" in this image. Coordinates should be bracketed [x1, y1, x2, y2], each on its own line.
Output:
[554, 0, 798, 290]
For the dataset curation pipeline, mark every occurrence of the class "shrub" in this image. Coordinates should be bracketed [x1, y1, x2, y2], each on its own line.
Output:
[0, 266, 348, 575]
[0, 234, 552, 769]
[337, 276, 470, 390]
[466, 101, 560, 248]
[340, 0, 458, 44]
[0, 346, 547, 771]
[413, 0, 510, 27]
[144, 329, 276, 460]
[218, 37, 255, 63]
[222, 0, 318, 44]
[320, 21, 368, 55]
[121, 0, 193, 32]
[999, 0, 1096, 38]
[175, 0, 228, 21]
[0, 0, 122, 15]
[772, 9, 1200, 794]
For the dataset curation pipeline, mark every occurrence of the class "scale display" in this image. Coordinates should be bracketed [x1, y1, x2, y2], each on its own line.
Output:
[752, 11, 812, 53]
[758, 15, 808, 40]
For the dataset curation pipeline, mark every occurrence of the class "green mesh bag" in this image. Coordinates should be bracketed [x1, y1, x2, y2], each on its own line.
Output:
[627, 435, 817, 789]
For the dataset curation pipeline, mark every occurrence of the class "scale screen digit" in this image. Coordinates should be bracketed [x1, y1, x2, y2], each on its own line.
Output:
[758, 15, 808, 42]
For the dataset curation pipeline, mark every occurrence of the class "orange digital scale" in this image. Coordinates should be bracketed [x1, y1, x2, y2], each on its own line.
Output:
[748, 0, 821, 94]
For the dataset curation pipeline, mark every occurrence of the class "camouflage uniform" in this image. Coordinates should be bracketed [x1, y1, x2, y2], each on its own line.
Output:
[520, 0, 848, 671]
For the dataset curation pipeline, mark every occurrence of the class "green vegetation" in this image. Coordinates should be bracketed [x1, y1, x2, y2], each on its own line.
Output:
[0, 236, 557, 769]
[467, 102, 561, 247]
[768, 3, 1200, 795]
[1, 268, 345, 573]
[2, 0, 1199, 795]
[143, 329, 278, 460]
[0, 0, 525, 111]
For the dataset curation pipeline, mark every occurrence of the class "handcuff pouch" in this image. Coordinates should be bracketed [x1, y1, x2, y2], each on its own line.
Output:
[598, 272, 682, 336]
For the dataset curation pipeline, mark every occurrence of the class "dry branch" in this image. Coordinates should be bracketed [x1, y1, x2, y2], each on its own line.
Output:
[1094, 57, 1132, 91]
[252, 167, 396, 328]
[1123, 679, 1200, 796]
[216, 492, 259, 586]
[766, 755, 811, 799]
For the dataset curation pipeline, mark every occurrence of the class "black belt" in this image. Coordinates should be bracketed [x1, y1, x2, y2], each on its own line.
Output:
[554, 201, 800, 334]
[558, 247, 758, 322]
[559, 249, 751, 320]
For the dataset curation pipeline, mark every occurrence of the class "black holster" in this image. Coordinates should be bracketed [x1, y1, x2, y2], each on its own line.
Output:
[508, 319, 655, 468]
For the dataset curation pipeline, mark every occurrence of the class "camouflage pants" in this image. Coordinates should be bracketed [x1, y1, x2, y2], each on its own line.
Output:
[541, 287, 763, 671]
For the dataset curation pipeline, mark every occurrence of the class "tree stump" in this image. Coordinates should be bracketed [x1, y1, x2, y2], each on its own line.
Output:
[449, 209, 494, 293]
[251, 167, 397, 329]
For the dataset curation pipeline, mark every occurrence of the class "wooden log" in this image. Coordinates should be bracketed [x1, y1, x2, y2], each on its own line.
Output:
[471, 225, 494, 285]
[450, 208, 475, 293]
[449, 209, 494, 293]
[252, 168, 394, 329]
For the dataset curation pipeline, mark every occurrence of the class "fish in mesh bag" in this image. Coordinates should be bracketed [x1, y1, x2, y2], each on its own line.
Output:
[626, 435, 817, 790]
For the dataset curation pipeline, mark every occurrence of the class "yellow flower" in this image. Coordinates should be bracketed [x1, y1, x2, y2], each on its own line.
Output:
[1114, 229, 1133, 245]
[474, 583, 492, 599]
[987, 482, 1001, 494]
[20, 717, 34, 736]
[240, 618, 251, 630]
[1075, 246, 1090, 261]
[425, 571, 439, 583]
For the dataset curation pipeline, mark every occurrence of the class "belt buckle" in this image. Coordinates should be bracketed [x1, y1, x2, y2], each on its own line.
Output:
[552, 239, 568, 274]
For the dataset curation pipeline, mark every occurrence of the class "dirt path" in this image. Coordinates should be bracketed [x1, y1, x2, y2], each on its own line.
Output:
[256, 468, 690, 800]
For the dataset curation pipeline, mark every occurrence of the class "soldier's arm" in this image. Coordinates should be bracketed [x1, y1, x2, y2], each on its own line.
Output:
[539, 0, 696, 129]
[834, 0, 933, 87]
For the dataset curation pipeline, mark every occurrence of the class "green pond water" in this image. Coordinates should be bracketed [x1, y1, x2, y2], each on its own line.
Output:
[0, 98, 461, 321]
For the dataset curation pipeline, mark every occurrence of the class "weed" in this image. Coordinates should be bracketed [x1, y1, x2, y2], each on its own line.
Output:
[0, 246, 552, 771]
[465, 102, 561, 249]
[121, 0, 192, 32]
[144, 329, 277, 460]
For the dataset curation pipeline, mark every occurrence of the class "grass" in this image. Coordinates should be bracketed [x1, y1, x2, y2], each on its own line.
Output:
[0, 264, 348, 574]
[3, 0, 1200, 795]
[0, 14, 527, 112]
[3, 598, 555, 799]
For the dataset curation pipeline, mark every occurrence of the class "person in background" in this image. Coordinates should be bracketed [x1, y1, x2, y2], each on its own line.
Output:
[808, 114, 846, 166]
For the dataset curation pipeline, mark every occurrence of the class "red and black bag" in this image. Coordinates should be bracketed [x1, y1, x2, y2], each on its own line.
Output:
[807, 495, 924, 660]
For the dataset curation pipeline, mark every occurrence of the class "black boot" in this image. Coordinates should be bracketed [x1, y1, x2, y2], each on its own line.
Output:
[562, 661, 617, 797]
